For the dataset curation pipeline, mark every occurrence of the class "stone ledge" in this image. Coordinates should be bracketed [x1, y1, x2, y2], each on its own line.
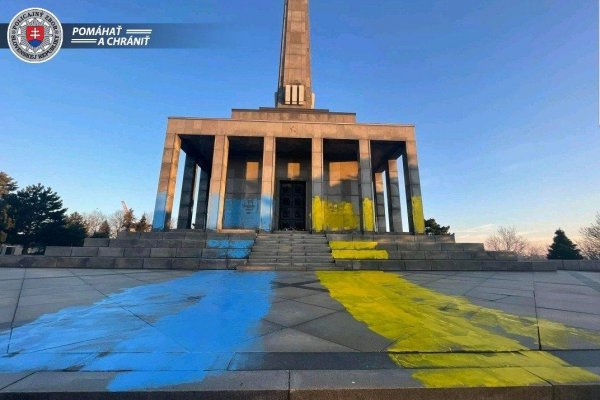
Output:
[0, 369, 598, 400]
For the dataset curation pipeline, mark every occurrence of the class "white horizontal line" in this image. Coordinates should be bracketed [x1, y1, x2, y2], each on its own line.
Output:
[71, 40, 97, 43]
[126, 30, 152, 33]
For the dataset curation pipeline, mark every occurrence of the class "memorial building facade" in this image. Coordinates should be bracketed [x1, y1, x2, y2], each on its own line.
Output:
[152, 0, 426, 234]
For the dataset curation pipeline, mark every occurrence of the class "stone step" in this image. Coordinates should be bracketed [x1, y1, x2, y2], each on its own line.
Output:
[374, 243, 485, 252]
[106, 239, 207, 248]
[334, 259, 557, 272]
[116, 231, 255, 240]
[251, 247, 331, 253]
[384, 250, 517, 261]
[242, 262, 342, 271]
[255, 238, 329, 243]
[326, 233, 456, 243]
[263, 232, 325, 236]
[249, 258, 334, 263]
[252, 244, 330, 249]
[250, 253, 332, 259]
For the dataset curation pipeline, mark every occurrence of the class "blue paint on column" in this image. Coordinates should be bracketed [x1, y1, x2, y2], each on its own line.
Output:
[223, 198, 260, 229]
[152, 192, 168, 230]
[0, 271, 275, 391]
[260, 195, 273, 232]
[206, 194, 221, 230]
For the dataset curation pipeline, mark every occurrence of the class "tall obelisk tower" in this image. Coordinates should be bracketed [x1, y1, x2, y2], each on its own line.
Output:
[275, 0, 315, 109]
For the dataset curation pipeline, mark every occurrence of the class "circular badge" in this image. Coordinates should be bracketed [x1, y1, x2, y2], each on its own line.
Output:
[7, 8, 63, 63]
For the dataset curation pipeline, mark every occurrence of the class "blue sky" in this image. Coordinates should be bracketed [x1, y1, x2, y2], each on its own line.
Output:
[1, 0, 598, 245]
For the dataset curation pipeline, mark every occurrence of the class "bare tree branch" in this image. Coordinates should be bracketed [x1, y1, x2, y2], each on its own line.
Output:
[580, 213, 600, 260]
[485, 226, 530, 256]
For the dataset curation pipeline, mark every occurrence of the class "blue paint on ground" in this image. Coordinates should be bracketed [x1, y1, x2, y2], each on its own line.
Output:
[0, 271, 275, 391]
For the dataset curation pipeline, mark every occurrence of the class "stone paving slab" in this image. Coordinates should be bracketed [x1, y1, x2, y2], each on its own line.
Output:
[0, 268, 599, 398]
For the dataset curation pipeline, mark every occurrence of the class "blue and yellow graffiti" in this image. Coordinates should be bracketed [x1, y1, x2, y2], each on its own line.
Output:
[2, 270, 599, 392]
[205, 239, 254, 259]
[0, 271, 275, 391]
[329, 241, 389, 260]
[317, 271, 600, 387]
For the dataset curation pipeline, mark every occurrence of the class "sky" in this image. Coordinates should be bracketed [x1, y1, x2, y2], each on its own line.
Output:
[1, 0, 598, 246]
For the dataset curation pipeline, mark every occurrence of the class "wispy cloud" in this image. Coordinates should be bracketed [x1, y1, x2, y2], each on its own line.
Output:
[453, 224, 496, 243]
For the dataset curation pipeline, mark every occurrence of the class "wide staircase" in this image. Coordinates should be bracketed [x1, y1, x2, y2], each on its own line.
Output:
[243, 232, 339, 271]
[38, 230, 255, 270]
[327, 233, 554, 271]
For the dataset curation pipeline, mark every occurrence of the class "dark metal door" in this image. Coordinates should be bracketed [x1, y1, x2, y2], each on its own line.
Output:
[278, 181, 306, 230]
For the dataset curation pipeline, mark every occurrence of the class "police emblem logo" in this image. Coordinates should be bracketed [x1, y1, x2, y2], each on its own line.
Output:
[7, 8, 63, 63]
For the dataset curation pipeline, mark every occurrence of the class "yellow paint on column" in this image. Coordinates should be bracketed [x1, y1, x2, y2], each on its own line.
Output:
[362, 198, 375, 232]
[312, 196, 360, 231]
[312, 196, 324, 232]
[411, 196, 425, 234]
[325, 201, 359, 231]
[317, 271, 600, 388]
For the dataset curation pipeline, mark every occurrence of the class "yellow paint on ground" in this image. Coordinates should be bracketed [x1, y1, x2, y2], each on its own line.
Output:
[411, 196, 425, 234]
[362, 198, 375, 232]
[332, 249, 389, 260]
[391, 352, 568, 369]
[329, 241, 379, 250]
[412, 367, 548, 388]
[317, 271, 600, 388]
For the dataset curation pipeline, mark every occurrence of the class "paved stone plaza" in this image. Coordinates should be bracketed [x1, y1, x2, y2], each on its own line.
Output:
[0, 268, 599, 399]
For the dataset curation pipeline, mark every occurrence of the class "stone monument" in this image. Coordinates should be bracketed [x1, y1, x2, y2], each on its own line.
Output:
[152, 0, 426, 234]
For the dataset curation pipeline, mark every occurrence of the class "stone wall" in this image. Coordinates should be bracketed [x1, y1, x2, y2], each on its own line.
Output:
[223, 155, 262, 229]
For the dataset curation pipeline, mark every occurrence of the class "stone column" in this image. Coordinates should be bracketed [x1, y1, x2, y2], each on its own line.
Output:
[373, 171, 387, 232]
[386, 159, 404, 233]
[260, 137, 276, 231]
[206, 135, 229, 231]
[402, 141, 425, 234]
[358, 139, 375, 232]
[152, 132, 181, 230]
[194, 168, 210, 230]
[311, 137, 325, 232]
[176, 154, 197, 229]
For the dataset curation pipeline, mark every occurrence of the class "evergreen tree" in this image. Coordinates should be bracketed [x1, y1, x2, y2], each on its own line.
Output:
[0, 172, 18, 243]
[547, 229, 583, 260]
[135, 214, 149, 232]
[0, 172, 17, 196]
[5, 184, 67, 250]
[121, 208, 136, 232]
[424, 218, 451, 235]
[91, 220, 111, 238]
[52, 212, 88, 247]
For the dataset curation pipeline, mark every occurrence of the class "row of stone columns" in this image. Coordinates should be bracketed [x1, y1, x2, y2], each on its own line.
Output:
[373, 160, 405, 233]
[153, 135, 425, 234]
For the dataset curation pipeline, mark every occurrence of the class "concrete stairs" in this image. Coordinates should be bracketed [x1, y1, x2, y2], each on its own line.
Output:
[243, 232, 339, 271]
[327, 233, 554, 272]
[37, 230, 255, 270]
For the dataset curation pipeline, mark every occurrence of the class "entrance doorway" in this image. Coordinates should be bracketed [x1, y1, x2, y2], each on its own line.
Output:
[278, 181, 306, 230]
